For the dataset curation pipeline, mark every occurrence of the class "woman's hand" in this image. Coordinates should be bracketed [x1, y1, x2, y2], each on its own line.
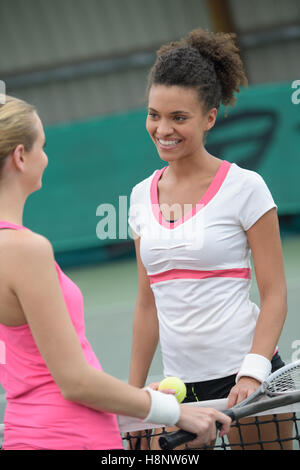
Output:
[227, 376, 261, 409]
[177, 405, 231, 445]
[147, 381, 176, 395]
[151, 382, 231, 445]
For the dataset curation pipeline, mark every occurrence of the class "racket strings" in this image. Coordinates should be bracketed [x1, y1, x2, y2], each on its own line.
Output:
[267, 367, 300, 393]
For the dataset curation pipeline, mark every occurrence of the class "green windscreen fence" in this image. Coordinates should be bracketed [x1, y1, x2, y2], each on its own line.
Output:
[23, 81, 300, 262]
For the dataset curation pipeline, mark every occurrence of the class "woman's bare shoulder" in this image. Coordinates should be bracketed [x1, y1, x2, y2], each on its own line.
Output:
[0, 229, 54, 271]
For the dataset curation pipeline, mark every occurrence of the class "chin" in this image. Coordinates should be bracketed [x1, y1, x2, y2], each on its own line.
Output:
[157, 151, 183, 163]
[33, 182, 43, 192]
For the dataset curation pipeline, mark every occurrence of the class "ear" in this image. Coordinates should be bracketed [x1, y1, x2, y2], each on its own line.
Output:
[204, 108, 218, 131]
[11, 144, 26, 172]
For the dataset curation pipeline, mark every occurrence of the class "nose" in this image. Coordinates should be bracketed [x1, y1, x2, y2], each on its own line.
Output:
[156, 119, 174, 137]
[43, 152, 49, 168]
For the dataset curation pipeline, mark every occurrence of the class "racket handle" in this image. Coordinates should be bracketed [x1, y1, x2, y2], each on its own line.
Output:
[158, 409, 235, 450]
[159, 430, 196, 450]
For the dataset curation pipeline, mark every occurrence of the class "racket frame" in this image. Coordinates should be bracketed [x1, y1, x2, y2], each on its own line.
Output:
[159, 360, 300, 450]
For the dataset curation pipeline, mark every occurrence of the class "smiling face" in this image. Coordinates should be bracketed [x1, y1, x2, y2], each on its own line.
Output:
[146, 85, 217, 164]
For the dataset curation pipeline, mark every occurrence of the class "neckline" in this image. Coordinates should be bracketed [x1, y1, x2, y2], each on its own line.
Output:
[0, 220, 27, 230]
[150, 160, 231, 229]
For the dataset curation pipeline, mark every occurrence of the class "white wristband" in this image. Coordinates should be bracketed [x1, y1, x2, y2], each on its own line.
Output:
[236, 353, 271, 384]
[143, 387, 180, 426]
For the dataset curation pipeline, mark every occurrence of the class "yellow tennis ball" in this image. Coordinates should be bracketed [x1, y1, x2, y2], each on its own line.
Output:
[158, 376, 187, 403]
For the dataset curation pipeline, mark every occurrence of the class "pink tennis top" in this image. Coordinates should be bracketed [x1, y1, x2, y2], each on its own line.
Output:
[0, 221, 123, 450]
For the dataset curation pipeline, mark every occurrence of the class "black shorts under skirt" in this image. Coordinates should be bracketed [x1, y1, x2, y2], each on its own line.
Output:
[182, 352, 285, 403]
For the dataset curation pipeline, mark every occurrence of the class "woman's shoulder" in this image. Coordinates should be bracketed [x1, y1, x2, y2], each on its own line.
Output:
[0, 229, 54, 263]
[229, 162, 268, 187]
[0, 230, 55, 292]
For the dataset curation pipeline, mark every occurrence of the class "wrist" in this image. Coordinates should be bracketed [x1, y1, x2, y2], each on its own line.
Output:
[236, 353, 271, 384]
[143, 387, 180, 426]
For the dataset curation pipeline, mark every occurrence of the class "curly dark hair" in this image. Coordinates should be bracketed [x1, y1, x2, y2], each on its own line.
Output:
[147, 29, 248, 112]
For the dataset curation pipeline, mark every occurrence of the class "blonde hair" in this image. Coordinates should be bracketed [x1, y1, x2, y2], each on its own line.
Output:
[0, 95, 38, 177]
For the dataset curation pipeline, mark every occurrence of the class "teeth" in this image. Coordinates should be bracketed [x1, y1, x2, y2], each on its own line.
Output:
[158, 139, 180, 146]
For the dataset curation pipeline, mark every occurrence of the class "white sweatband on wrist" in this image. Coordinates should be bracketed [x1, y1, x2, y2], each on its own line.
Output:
[143, 387, 180, 426]
[236, 353, 272, 384]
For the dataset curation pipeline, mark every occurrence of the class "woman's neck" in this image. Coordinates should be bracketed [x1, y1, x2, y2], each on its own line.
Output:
[0, 184, 26, 226]
[165, 150, 220, 182]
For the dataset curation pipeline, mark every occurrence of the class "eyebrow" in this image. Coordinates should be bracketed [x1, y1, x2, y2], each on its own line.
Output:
[148, 107, 190, 115]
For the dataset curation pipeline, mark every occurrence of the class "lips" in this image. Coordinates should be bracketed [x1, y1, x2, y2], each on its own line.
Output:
[156, 138, 182, 149]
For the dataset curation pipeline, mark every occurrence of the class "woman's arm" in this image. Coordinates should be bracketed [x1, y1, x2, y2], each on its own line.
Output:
[227, 208, 287, 406]
[247, 208, 287, 358]
[129, 236, 159, 388]
[8, 231, 150, 419]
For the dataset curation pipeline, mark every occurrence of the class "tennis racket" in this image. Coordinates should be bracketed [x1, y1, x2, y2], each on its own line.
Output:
[159, 359, 300, 450]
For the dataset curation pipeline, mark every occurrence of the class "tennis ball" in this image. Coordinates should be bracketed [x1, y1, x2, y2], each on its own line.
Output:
[158, 376, 187, 403]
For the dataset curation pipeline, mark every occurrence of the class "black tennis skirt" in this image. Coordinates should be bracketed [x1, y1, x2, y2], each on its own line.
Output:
[183, 352, 285, 403]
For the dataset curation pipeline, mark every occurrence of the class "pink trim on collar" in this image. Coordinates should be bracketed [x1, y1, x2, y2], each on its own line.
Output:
[150, 160, 231, 229]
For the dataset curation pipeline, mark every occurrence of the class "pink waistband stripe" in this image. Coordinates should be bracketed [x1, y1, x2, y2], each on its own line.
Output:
[149, 268, 251, 285]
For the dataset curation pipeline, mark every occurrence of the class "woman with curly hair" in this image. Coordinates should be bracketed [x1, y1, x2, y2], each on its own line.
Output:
[128, 29, 291, 449]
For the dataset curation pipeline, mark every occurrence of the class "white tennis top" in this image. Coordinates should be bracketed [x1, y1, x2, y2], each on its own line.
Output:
[129, 160, 277, 382]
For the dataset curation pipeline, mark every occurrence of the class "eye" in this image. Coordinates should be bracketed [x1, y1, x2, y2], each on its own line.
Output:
[174, 116, 187, 122]
[148, 111, 159, 119]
